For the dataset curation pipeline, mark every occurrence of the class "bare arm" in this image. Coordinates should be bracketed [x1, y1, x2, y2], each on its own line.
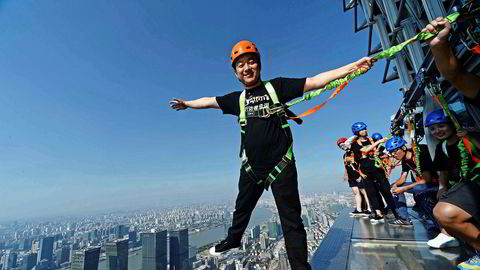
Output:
[169, 97, 220, 110]
[360, 138, 386, 153]
[393, 171, 408, 187]
[424, 17, 480, 99]
[303, 57, 374, 93]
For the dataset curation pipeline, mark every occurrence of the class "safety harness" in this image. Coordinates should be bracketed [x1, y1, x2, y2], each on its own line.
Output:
[238, 81, 298, 190]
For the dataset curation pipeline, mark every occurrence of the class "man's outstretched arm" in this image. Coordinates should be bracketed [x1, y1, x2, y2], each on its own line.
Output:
[424, 17, 480, 100]
[169, 97, 220, 110]
[303, 57, 374, 93]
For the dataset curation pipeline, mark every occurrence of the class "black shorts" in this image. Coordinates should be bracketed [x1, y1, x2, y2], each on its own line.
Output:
[348, 178, 364, 188]
[439, 181, 480, 223]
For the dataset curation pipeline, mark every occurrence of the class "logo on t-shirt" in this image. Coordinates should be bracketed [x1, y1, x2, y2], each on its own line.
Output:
[245, 94, 270, 117]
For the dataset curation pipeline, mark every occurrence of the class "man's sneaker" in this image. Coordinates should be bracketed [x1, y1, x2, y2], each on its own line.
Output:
[427, 233, 460, 248]
[350, 210, 363, 216]
[209, 239, 240, 256]
[457, 254, 480, 269]
[363, 210, 371, 215]
[388, 218, 413, 226]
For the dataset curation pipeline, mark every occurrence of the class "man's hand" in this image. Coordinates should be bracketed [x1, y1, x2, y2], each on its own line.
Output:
[349, 57, 375, 73]
[170, 98, 188, 111]
[422, 17, 451, 48]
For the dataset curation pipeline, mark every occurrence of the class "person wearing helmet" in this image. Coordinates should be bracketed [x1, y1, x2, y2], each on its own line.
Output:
[426, 109, 480, 267]
[349, 123, 400, 222]
[385, 137, 447, 239]
[423, 18, 480, 108]
[170, 40, 373, 269]
[337, 138, 371, 216]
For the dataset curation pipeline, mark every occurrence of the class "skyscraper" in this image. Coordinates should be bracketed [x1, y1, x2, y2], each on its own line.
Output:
[71, 247, 100, 270]
[278, 251, 289, 270]
[55, 246, 70, 266]
[128, 231, 137, 247]
[250, 225, 260, 241]
[260, 233, 268, 250]
[105, 239, 128, 270]
[37, 236, 54, 264]
[2, 251, 17, 270]
[21, 252, 37, 270]
[115, 225, 128, 239]
[169, 229, 190, 270]
[267, 222, 280, 240]
[141, 230, 167, 270]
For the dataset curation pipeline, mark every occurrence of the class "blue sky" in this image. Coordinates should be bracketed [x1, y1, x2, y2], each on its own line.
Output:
[0, 0, 404, 221]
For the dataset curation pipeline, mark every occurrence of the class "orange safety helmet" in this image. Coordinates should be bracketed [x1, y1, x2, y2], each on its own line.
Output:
[231, 40, 260, 68]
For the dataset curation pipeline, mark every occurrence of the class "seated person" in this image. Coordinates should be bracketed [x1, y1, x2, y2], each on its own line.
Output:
[426, 109, 480, 267]
[385, 137, 460, 248]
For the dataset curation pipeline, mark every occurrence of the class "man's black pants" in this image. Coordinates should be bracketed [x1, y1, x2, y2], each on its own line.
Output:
[227, 162, 311, 270]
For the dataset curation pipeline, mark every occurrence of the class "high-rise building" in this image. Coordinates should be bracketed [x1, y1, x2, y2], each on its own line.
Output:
[71, 246, 100, 270]
[302, 214, 311, 227]
[249, 225, 260, 241]
[267, 222, 280, 240]
[128, 231, 137, 247]
[37, 236, 54, 264]
[278, 251, 289, 270]
[241, 237, 249, 251]
[21, 252, 37, 270]
[141, 230, 167, 270]
[188, 245, 197, 268]
[20, 239, 33, 251]
[105, 239, 128, 270]
[115, 225, 128, 239]
[2, 251, 17, 270]
[55, 246, 70, 266]
[169, 229, 190, 270]
[260, 233, 268, 250]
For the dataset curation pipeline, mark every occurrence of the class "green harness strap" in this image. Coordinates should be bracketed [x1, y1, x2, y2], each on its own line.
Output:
[238, 81, 293, 190]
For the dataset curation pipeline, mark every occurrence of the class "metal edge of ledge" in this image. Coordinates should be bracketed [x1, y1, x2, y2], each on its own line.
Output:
[311, 208, 354, 270]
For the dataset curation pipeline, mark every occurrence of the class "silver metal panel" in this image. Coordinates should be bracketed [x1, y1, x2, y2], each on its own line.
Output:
[401, 18, 425, 72]
[374, 14, 411, 87]
[421, 0, 446, 21]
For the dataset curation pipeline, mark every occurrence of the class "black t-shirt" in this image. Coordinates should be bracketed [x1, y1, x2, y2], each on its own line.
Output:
[401, 144, 438, 182]
[344, 150, 360, 180]
[350, 139, 377, 173]
[433, 137, 480, 185]
[464, 92, 480, 108]
[216, 77, 305, 178]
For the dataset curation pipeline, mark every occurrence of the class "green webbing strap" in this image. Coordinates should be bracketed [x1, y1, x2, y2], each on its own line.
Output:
[264, 144, 294, 190]
[435, 94, 480, 181]
[264, 81, 280, 104]
[239, 90, 246, 127]
[286, 12, 461, 108]
[242, 144, 294, 190]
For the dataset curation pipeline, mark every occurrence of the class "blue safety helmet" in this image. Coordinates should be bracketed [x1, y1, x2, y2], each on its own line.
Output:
[352, 122, 367, 135]
[424, 109, 450, 127]
[385, 136, 407, 152]
[371, 133, 383, 142]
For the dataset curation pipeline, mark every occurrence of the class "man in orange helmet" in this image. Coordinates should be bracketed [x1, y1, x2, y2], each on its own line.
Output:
[170, 40, 372, 269]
